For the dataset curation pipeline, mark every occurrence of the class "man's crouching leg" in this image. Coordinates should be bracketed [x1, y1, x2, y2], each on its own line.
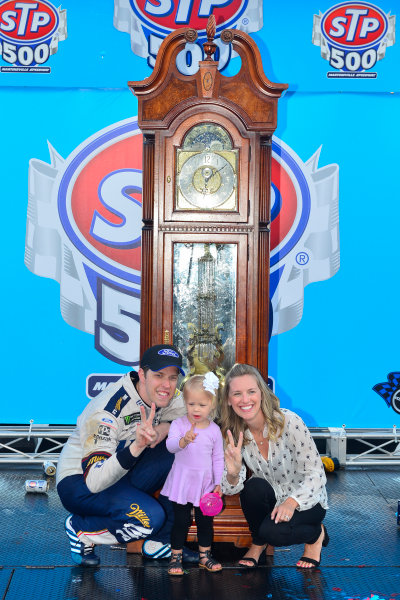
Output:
[60, 476, 166, 566]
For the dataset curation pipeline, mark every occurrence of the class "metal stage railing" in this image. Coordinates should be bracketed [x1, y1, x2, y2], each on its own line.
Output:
[0, 423, 72, 465]
[1, 424, 400, 468]
[310, 426, 400, 467]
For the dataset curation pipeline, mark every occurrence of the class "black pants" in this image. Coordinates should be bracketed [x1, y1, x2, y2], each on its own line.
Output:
[170, 501, 214, 550]
[240, 478, 326, 547]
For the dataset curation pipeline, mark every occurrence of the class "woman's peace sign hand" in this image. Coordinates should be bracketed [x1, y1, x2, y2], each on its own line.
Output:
[224, 429, 243, 478]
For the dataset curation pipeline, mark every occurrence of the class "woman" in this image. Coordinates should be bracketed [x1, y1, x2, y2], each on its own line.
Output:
[220, 363, 329, 569]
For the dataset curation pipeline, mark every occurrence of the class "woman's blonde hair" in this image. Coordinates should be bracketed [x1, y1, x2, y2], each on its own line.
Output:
[183, 374, 218, 419]
[220, 363, 284, 445]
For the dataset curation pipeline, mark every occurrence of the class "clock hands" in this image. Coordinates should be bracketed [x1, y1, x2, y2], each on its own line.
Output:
[201, 165, 219, 196]
[200, 162, 227, 194]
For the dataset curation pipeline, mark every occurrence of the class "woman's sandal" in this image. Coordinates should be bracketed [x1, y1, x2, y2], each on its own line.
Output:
[199, 550, 222, 572]
[297, 526, 330, 569]
[236, 545, 270, 569]
[236, 556, 259, 569]
[168, 552, 184, 576]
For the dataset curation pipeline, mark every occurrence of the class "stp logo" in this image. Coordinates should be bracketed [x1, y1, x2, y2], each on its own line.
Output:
[27, 118, 339, 365]
[58, 122, 143, 285]
[57, 120, 143, 365]
[270, 145, 310, 269]
[130, 0, 248, 34]
[0, 0, 66, 69]
[314, 2, 395, 73]
[114, 0, 262, 74]
[321, 2, 387, 48]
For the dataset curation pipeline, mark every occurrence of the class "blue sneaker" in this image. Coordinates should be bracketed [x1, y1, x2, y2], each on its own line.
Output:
[65, 515, 100, 566]
[142, 540, 199, 563]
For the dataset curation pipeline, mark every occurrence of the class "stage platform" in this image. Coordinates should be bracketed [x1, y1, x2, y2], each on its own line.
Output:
[1, 465, 400, 600]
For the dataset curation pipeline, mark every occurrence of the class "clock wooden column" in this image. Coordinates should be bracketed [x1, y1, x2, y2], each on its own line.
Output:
[140, 133, 155, 356]
[128, 18, 287, 548]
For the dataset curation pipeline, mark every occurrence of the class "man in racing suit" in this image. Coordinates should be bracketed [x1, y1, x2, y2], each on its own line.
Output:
[57, 344, 195, 566]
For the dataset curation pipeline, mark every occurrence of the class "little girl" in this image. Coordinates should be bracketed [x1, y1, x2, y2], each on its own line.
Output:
[161, 372, 224, 575]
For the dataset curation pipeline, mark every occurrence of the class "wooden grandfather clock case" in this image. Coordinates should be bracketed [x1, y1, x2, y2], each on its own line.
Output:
[129, 18, 287, 547]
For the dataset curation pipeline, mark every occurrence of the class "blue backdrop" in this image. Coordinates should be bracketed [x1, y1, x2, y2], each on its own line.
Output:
[2, 0, 399, 426]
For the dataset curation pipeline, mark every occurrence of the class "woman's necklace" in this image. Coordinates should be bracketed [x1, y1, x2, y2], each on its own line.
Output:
[251, 427, 266, 445]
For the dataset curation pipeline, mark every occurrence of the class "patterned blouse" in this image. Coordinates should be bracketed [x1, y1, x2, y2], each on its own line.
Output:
[221, 409, 328, 511]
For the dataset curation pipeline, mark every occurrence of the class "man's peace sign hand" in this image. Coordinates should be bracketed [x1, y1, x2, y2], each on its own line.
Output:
[135, 403, 158, 450]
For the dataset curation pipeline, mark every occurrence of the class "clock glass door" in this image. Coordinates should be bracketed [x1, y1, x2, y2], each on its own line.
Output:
[172, 242, 237, 378]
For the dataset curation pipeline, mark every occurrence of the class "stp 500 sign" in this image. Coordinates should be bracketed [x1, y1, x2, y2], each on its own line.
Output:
[0, 0, 66, 70]
[312, 2, 395, 76]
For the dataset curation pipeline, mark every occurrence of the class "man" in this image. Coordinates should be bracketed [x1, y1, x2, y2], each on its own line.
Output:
[57, 344, 197, 566]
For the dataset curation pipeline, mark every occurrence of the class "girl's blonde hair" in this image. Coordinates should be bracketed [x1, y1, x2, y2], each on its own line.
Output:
[220, 363, 284, 445]
[183, 374, 218, 419]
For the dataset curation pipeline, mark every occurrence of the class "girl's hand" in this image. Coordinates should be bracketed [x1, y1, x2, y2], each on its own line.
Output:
[135, 403, 158, 449]
[224, 429, 243, 477]
[270, 497, 299, 524]
[213, 485, 222, 497]
[181, 422, 198, 447]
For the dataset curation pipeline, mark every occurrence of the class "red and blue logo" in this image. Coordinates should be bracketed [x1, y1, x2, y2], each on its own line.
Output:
[270, 144, 310, 271]
[0, 0, 66, 70]
[58, 121, 143, 286]
[114, 0, 262, 73]
[129, 0, 249, 35]
[321, 2, 388, 49]
[27, 118, 339, 365]
[313, 2, 395, 75]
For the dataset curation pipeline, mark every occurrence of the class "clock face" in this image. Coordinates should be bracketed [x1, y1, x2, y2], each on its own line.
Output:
[175, 123, 238, 211]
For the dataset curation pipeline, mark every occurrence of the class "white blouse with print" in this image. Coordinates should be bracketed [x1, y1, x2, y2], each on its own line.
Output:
[221, 409, 328, 511]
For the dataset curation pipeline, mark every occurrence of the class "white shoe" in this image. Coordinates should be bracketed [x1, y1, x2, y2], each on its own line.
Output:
[142, 540, 171, 559]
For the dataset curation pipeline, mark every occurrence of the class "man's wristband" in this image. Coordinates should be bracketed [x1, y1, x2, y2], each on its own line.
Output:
[117, 446, 139, 470]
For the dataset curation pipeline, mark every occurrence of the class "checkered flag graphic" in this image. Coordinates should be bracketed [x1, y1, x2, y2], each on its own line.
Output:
[373, 372, 400, 402]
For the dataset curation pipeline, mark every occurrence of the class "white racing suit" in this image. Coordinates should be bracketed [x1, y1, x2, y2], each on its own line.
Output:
[57, 371, 185, 546]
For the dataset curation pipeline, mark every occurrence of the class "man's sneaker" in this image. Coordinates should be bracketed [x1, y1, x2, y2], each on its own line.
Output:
[64, 515, 100, 566]
[142, 540, 171, 559]
[142, 540, 199, 563]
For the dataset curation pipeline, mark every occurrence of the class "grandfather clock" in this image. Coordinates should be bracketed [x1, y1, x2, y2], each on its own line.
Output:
[128, 18, 287, 547]
[129, 18, 287, 383]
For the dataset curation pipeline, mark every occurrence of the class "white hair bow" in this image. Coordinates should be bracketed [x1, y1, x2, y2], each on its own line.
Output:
[203, 372, 219, 395]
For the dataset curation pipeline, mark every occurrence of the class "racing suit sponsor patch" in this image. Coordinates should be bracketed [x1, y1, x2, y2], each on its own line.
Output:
[104, 387, 130, 417]
[126, 503, 150, 528]
[82, 451, 111, 480]
[123, 413, 141, 425]
[98, 425, 111, 436]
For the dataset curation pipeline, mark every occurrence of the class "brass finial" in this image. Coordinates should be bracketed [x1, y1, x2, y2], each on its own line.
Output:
[203, 14, 217, 61]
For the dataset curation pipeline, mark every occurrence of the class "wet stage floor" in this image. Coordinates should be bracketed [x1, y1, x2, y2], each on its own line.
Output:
[1, 466, 400, 599]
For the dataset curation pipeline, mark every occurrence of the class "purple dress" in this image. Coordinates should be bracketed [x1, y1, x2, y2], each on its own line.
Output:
[161, 415, 224, 506]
